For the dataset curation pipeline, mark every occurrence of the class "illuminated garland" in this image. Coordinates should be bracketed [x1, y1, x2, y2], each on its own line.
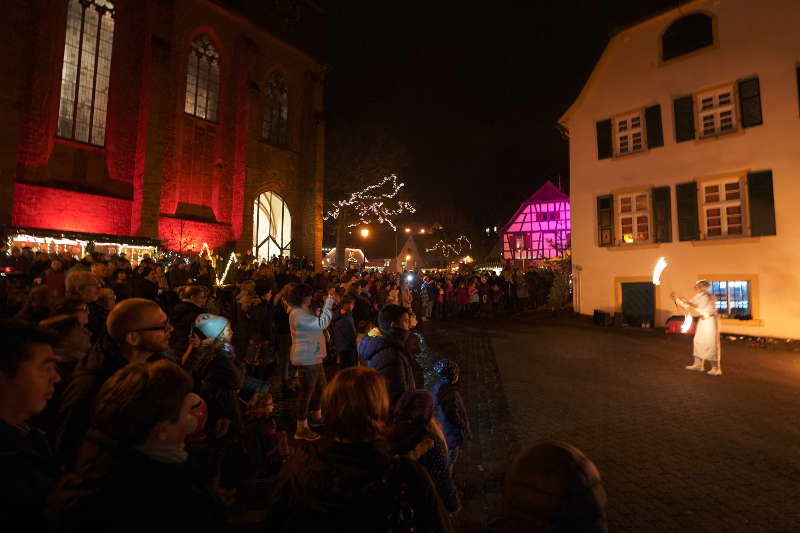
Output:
[215, 252, 237, 286]
[323, 174, 416, 231]
[426, 235, 472, 259]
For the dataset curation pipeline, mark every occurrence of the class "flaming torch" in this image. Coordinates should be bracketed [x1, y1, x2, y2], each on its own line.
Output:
[652, 257, 668, 286]
[680, 313, 694, 334]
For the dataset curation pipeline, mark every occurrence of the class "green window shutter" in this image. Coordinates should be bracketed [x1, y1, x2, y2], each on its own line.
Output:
[676, 182, 699, 241]
[596, 119, 613, 160]
[597, 195, 614, 247]
[652, 186, 672, 242]
[738, 77, 763, 128]
[645, 104, 664, 148]
[673, 96, 695, 142]
[747, 170, 776, 236]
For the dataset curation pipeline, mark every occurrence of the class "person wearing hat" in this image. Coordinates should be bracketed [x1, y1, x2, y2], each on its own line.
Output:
[671, 280, 722, 376]
[184, 313, 245, 439]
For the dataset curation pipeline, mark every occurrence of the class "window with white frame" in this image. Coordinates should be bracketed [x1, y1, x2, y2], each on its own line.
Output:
[702, 179, 743, 237]
[614, 112, 644, 155]
[697, 86, 736, 137]
[709, 280, 752, 319]
[618, 192, 650, 244]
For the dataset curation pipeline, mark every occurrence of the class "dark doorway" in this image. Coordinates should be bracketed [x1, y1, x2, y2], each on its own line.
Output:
[621, 282, 655, 327]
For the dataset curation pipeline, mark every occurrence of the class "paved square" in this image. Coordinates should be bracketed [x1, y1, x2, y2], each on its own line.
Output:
[420, 316, 800, 532]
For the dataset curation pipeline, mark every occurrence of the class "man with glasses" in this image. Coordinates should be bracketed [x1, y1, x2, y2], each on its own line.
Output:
[55, 298, 172, 467]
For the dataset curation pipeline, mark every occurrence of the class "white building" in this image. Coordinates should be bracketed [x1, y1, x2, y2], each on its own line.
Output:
[560, 0, 800, 339]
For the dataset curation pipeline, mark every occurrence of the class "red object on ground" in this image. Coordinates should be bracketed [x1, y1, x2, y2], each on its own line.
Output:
[665, 315, 697, 335]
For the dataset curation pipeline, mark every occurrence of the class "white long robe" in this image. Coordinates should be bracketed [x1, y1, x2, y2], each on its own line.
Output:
[679, 291, 720, 361]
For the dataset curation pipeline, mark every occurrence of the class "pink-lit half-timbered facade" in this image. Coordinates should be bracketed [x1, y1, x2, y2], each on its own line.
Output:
[502, 181, 570, 262]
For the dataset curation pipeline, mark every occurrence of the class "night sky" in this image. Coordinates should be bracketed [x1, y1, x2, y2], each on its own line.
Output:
[321, 1, 681, 234]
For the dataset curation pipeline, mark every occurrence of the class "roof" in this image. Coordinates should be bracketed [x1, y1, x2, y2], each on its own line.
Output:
[500, 181, 569, 233]
[558, 0, 703, 126]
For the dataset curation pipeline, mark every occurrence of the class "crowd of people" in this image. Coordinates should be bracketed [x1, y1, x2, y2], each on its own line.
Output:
[1, 244, 607, 532]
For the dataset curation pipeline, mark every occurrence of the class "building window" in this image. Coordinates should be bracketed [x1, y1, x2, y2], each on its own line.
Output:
[618, 193, 650, 244]
[702, 179, 743, 237]
[57, 0, 116, 146]
[710, 280, 752, 319]
[514, 234, 525, 250]
[662, 13, 713, 61]
[697, 86, 736, 137]
[253, 191, 291, 260]
[615, 112, 644, 155]
[263, 72, 288, 146]
[536, 211, 559, 222]
[185, 35, 220, 122]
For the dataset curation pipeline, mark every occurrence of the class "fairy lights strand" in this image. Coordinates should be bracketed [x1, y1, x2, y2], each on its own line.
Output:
[215, 252, 237, 286]
[426, 235, 472, 258]
[323, 174, 416, 231]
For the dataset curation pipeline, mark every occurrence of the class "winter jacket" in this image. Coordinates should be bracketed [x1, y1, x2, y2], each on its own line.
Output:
[55, 335, 164, 467]
[185, 341, 245, 435]
[332, 310, 357, 354]
[390, 422, 461, 513]
[266, 438, 451, 532]
[48, 435, 228, 533]
[289, 297, 334, 366]
[358, 330, 416, 407]
[0, 420, 59, 529]
[431, 382, 472, 450]
[169, 300, 205, 356]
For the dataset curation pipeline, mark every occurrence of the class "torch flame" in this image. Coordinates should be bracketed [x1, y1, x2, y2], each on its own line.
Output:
[680, 314, 693, 334]
[652, 257, 667, 286]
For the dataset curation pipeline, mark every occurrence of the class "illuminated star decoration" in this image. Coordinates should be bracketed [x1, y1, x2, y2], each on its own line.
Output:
[426, 235, 472, 259]
[323, 174, 416, 231]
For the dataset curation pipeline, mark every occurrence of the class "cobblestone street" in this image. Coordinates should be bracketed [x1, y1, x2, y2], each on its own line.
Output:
[420, 314, 800, 532]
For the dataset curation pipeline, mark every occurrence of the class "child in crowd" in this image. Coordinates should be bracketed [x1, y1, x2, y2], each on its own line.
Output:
[432, 359, 472, 478]
[332, 294, 357, 367]
[242, 391, 291, 479]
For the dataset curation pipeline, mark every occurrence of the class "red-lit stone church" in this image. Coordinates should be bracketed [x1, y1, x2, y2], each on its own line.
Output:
[0, 0, 324, 263]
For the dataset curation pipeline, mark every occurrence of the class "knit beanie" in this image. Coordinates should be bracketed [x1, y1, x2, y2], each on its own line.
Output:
[193, 313, 229, 341]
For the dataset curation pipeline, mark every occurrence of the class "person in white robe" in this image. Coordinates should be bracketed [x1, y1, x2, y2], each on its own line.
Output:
[671, 280, 722, 376]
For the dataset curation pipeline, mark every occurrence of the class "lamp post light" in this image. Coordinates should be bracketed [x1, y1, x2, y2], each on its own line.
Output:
[360, 228, 370, 238]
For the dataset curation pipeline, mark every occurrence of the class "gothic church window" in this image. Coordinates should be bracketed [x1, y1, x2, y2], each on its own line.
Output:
[263, 72, 289, 146]
[185, 35, 220, 122]
[57, 0, 116, 146]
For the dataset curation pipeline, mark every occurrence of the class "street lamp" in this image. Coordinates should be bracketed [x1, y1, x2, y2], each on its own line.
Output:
[360, 228, 370, 238]
[405, 227, 411, 233]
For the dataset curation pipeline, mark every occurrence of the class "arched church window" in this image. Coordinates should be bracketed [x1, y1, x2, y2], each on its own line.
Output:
[253, 191, 292, 260]
[57, 0, 116, 146]
[185, 35, 220, 121]
[262, 72, 289, 146]
[662, 13, 713, 61]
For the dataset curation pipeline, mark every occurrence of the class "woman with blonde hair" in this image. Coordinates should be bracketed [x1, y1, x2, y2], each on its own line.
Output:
[266, 367, 451, 532]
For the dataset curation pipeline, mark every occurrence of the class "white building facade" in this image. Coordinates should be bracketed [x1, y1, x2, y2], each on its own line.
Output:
[560, 0, 800, 339]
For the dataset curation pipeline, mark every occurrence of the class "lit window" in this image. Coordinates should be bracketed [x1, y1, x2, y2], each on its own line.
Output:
[709, 280, 752, 319]
[615, 112, 645, 156]
[618, 193, 650, 244]
[253, 191, 291, 260]
[515, 234, 525, 250]
[263, 72, 289, 146]
[185, 35, 220, 121]
[57, 0, 115, 146]
[702, 179, 743, 237]
[697, 86, 736, 137]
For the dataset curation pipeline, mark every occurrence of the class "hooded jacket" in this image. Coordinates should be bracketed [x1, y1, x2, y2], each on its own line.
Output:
[358, 330, 416, 407]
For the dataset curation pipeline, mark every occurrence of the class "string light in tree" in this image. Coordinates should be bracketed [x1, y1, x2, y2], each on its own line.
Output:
[323, 174, 416, 231]
[426, 235, 472, 259]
